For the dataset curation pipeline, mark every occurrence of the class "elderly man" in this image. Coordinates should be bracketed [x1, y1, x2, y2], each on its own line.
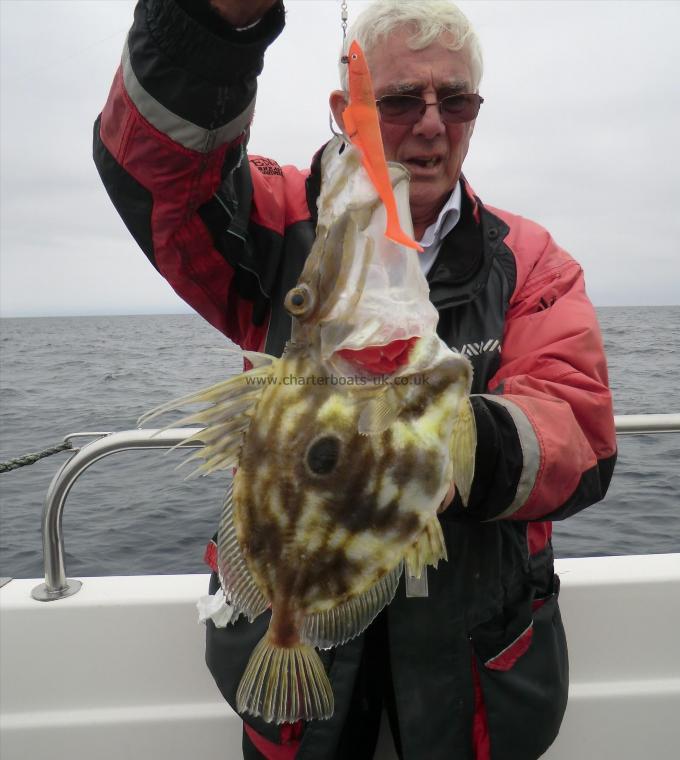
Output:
[94, 1, 617, 758]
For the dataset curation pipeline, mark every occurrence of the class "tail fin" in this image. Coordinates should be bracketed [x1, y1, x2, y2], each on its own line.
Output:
[237, 635, 334, 723]
[385, 219, 423, 252]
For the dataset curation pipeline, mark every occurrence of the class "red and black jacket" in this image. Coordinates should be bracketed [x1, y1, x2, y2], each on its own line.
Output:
[94, 2, 617, 757]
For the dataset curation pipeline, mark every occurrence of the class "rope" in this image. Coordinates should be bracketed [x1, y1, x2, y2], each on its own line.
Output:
[0, 441, 73, 473]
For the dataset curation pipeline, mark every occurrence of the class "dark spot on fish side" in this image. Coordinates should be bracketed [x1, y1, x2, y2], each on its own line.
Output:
[305, 423, 427, 543]
[306, 436, 341, 475]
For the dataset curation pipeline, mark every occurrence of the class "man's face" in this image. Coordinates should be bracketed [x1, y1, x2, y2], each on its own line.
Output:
[366, 28, 476, 224]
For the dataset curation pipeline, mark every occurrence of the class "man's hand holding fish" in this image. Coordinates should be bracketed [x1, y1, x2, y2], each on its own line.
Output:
[95, 1, 617, 757]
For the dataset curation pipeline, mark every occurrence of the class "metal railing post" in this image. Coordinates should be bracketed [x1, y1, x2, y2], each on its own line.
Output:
[30, 414, 680, 601]
[613, 414, 680, 435]
[31, 429, 204, 602]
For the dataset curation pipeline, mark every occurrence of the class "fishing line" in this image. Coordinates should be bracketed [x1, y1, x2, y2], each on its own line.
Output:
[341, 0, 349, 40]
[330, 0, 351, 138]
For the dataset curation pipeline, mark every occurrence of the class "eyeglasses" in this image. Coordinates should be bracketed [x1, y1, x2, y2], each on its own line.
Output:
[375, 93, 484, 125]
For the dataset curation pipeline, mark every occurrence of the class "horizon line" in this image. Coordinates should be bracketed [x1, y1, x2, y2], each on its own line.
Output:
[2, 303, 679, 320]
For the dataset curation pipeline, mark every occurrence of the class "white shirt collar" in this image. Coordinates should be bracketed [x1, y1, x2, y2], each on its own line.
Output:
[418, 182, 462, 248]
[417, 182, 462, 276]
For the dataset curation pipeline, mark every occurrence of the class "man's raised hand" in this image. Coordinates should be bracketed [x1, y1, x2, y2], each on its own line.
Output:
[209, 0, 280, 29]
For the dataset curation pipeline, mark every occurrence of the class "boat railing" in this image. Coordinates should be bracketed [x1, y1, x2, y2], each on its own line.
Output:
[30, 413, 680, 602]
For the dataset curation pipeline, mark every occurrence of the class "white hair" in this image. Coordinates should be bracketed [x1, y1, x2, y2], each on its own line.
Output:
[338, 0, 483, 92]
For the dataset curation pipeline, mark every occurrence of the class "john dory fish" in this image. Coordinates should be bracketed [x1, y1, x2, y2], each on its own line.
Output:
[141, 47, 476, 726]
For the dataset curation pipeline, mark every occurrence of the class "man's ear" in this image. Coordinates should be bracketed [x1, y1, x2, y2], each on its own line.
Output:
[329, 90, 348, 133]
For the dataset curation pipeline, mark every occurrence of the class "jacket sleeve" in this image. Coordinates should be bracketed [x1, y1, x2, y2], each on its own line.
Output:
[92, 0, 289, 348]
[460, 219, 617, 523]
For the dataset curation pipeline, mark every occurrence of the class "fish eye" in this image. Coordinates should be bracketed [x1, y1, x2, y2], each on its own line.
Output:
[284, 283, 316, 320]
[306, 436, 341, 476]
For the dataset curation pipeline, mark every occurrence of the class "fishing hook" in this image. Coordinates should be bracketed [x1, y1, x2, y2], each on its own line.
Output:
[329, 112, 344, 138]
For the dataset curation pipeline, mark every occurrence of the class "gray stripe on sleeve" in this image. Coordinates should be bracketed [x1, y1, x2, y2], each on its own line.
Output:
[478, 394, 540, 519]
[121, 41, 255, 153]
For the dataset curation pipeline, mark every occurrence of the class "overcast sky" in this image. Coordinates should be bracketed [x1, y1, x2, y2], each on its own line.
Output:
[1, 0, 678, 318]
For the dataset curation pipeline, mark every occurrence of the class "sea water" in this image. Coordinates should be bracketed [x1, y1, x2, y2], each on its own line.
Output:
[1, 307, 678, 578]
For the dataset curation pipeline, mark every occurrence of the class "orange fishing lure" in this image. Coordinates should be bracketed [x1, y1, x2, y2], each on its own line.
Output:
[342, 41, 423, 252]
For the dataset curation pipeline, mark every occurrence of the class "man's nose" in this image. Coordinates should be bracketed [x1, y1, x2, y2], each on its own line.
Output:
[413, 100, 446, 138]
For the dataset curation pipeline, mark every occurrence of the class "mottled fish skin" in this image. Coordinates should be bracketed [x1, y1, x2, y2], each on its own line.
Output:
[232, 349, 464, 635]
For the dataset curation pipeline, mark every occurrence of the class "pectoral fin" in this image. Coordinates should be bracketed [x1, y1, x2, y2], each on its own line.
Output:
[357, 386, 404, 435]
[451, 397, 477, 506]
[404, 514, 448, 580]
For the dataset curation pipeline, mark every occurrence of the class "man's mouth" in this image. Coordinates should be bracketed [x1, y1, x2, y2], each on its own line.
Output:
[406, 156, 442, 169]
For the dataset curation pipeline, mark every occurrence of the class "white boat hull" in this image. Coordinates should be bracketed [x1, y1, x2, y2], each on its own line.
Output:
[2, 554, 679, 759]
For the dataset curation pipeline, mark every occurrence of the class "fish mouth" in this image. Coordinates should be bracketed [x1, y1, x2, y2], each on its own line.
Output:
[336, 338, 418, 375]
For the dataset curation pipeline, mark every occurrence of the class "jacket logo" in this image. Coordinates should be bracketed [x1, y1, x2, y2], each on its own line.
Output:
[252, 158, 283, 177]
[453, 339, 501, 357]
